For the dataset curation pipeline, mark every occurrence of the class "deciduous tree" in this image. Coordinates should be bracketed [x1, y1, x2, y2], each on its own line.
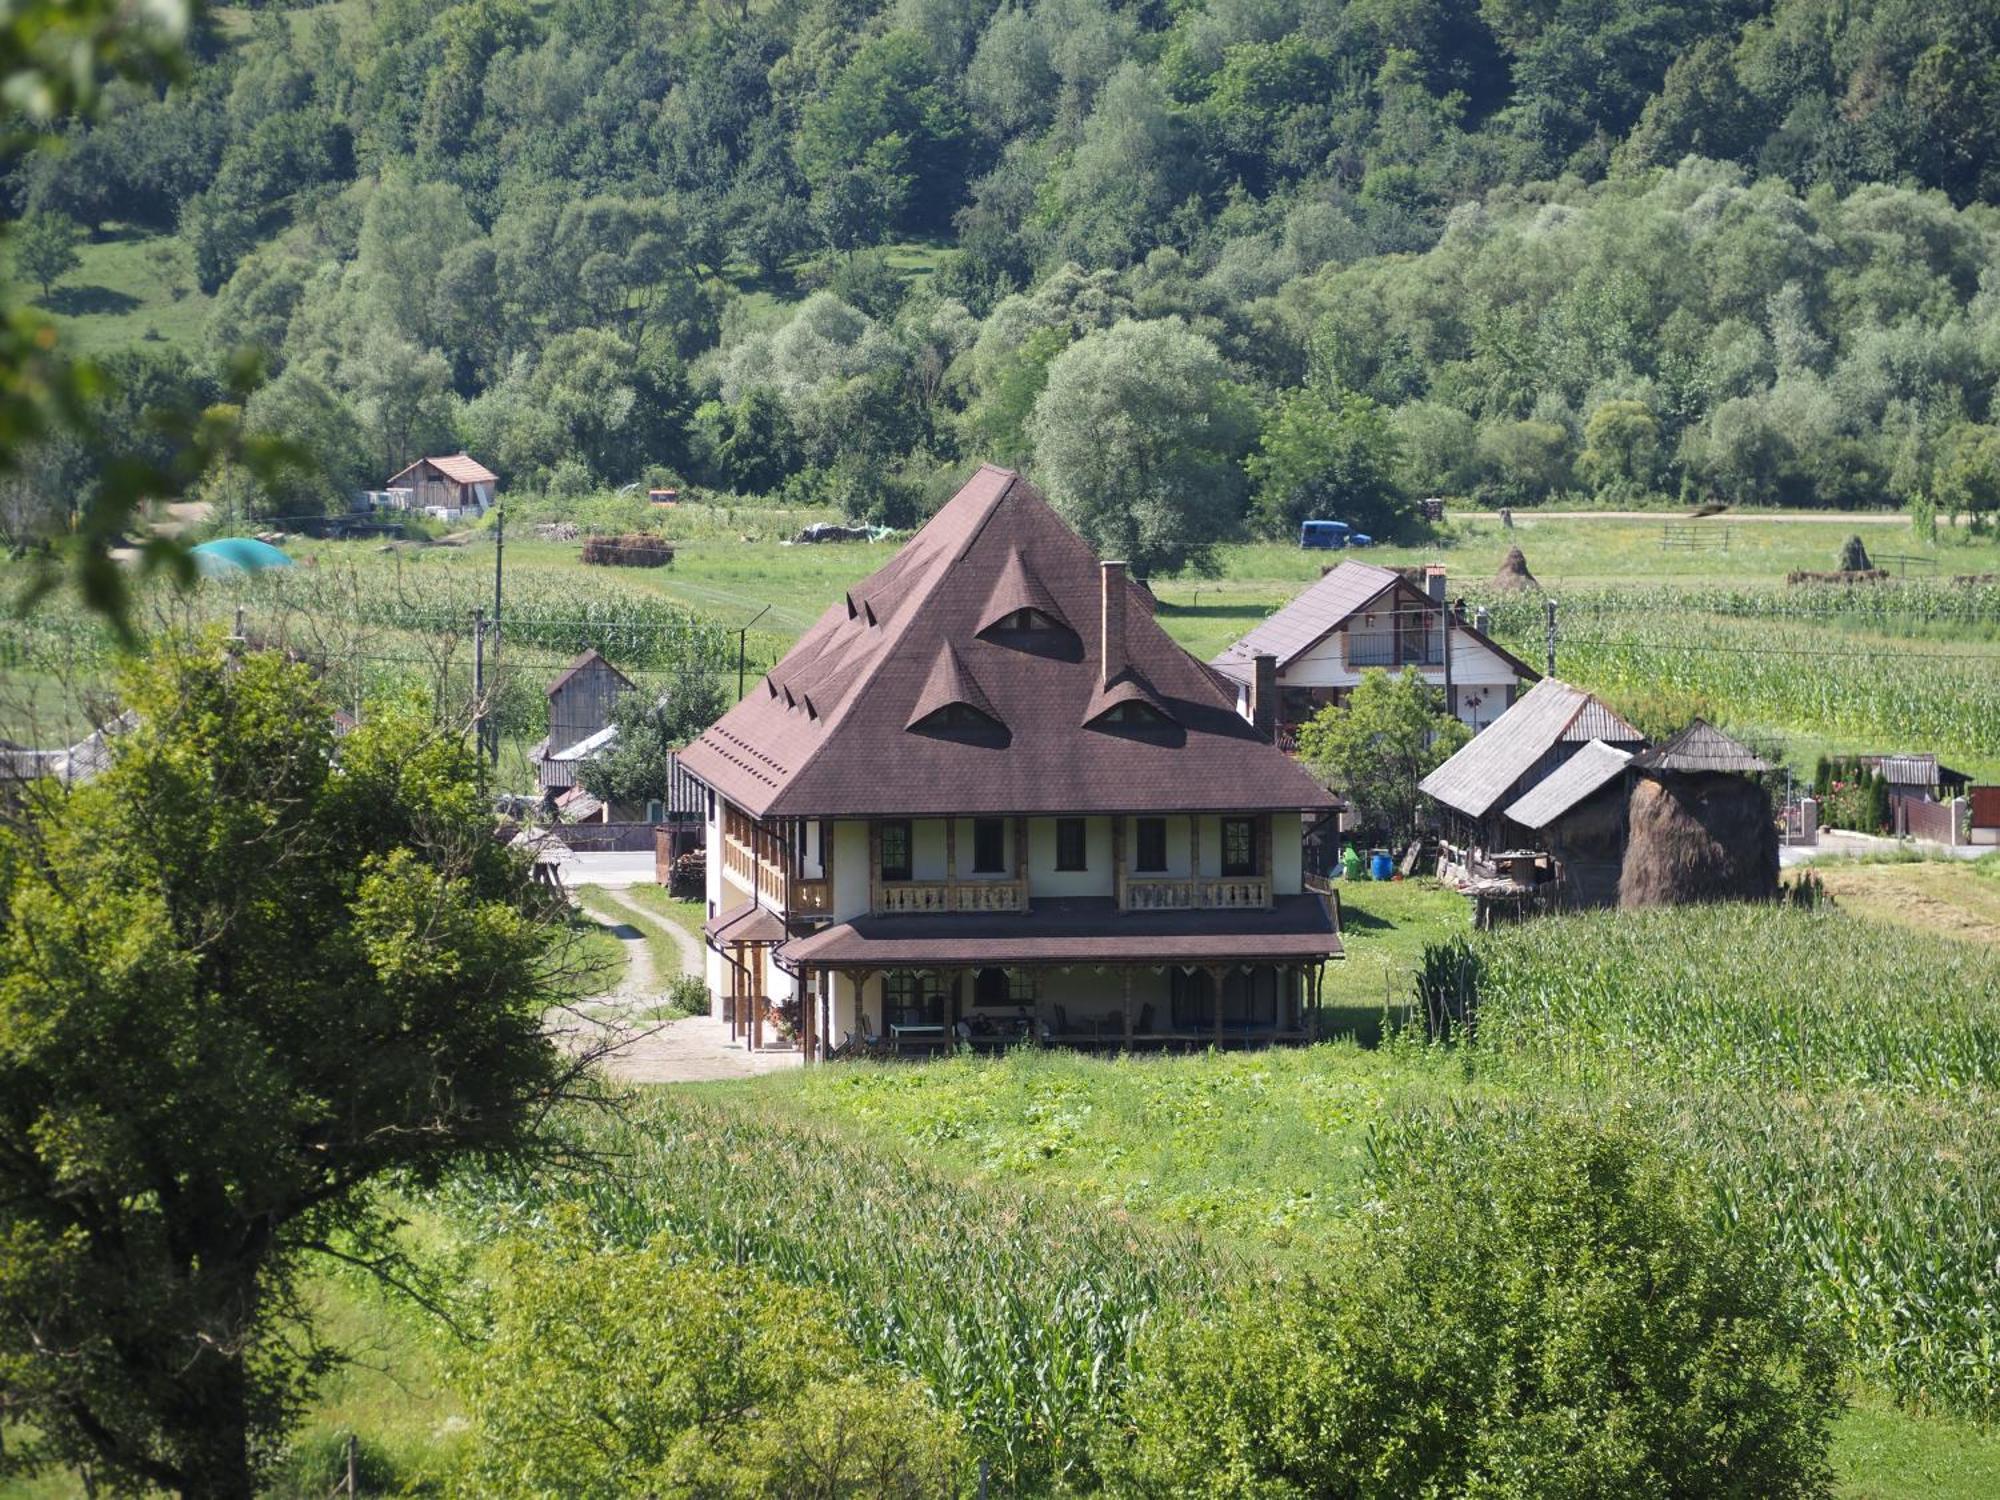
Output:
[0, 641, 597, 1499]
[1295, 667, 1468, 842]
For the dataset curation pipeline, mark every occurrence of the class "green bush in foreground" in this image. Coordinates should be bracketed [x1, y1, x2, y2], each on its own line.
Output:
[1106, 1112, 1840, 1499]
[451, 1207, 969, 1498]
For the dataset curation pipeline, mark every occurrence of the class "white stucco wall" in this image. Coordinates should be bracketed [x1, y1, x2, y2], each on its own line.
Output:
[831, 819, 870, 920]
[1271, 812, 1303, 894]
[1027, 815, 1114, 896]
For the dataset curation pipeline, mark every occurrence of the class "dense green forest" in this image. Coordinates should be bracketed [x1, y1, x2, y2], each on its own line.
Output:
[10, 0, 2000, 569]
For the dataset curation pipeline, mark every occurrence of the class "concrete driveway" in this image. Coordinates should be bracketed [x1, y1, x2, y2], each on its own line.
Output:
[562, 850, 660, 888]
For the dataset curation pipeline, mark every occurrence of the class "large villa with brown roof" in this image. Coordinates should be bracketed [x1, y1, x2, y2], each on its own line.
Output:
[676, 465, 1344, 1058]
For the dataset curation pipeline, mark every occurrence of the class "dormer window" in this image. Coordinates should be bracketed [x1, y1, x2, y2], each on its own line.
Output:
[910, 702, 1002, 735]
[991, 607, 1061, 632]
[1094, 700, 1170, 727]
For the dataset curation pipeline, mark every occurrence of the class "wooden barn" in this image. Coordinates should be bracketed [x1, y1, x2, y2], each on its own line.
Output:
[380, 454, 498, 517]
[536, 650, 633, 797]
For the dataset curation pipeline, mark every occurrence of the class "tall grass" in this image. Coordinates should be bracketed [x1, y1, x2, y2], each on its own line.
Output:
[1443, 905, 2000, 1419]
[440, 1093, 1220, 1492]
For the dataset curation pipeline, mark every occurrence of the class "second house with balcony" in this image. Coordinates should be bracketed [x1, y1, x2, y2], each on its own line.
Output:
[1211, 560, 1538, 743]
[676, 465, 1343, 1058]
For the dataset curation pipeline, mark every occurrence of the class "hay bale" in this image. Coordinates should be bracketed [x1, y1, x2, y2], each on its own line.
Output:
[1618, 772, 1778, 909]
[1838, 534, 1873, 571]
[1786, 568, 1888, 585]
[1491, 545, 1540, 592]
[581, 533, 674, 567]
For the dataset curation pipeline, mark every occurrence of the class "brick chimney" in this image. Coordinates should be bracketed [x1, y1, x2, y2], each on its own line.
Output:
[1423, 563, 1448, 604]
[1250, 653, 1277, 738]
[1099, 560, 1126, 688]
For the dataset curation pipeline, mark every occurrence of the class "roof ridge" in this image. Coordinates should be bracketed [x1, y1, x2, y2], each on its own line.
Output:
[758, 469, 1018, 792]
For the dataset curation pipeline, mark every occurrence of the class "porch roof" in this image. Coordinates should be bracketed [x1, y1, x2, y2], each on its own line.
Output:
[705, 901, 787, 946]
[777, 894, 1341, 967]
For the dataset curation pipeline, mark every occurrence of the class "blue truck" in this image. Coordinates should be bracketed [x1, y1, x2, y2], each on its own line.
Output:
[1300, 520, 1372, 549]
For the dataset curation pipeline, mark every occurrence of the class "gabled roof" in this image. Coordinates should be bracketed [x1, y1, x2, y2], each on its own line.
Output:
[677, 466, 1336, 818]
[547, 648, 634, 699]
[1632, 719, 1771, 774]
[1420, 678, 1646, 819]
[1082, 668, 1176, 727]
[1505, 740, 1633, 829]
[1210, 560, 1538, 682]
[906, 642, 1001, 730]
[978, 546, 1071, 633]
[387, 452, 498, 487]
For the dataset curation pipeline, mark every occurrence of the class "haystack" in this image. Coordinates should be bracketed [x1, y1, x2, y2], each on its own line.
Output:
[1618, 773, 1777, 908]
[1491, 545, 1539, 592]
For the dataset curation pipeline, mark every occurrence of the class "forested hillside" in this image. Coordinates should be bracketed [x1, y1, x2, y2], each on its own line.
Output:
[11, 0, 2000, 567]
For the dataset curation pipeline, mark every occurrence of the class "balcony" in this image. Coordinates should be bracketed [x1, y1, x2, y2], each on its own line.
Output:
[1121, 875, 1272, 911]
[876, 879, 1027, 915]
[1345, 634, 1443, 669]
[722, 832, 786, 909]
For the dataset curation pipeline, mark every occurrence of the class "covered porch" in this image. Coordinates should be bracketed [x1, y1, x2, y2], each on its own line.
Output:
[777, 894, 1342, 1059]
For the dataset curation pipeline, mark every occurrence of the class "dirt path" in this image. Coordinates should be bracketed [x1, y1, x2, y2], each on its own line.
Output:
[591, 886, 705, 981]
[563, 885, 800, 1083]
[1455, 509, 1913, 524]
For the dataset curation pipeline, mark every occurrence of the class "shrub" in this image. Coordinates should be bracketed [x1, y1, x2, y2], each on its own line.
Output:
[1106, 1111, 1839, 1499]
[451, 1207, 970, 1498]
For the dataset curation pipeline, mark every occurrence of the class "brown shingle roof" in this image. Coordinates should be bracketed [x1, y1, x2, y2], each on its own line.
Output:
[677, 466, 1336, 818]
[778, 894, 1341, 966]
[906, 641, 1001, 729]
[1420, 678, 1646, 819]
[705, 901, 788, 946]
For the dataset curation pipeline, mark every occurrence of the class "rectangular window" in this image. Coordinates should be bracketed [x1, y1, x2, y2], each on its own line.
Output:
[1135, 817, 1167, 872]
[884, 970, 945, 1026]
[880, 820, 913, 882]
[972, 817, 1005, 874]
[1055, 817, 1088, 871]
[1221, 817, 1257, 877]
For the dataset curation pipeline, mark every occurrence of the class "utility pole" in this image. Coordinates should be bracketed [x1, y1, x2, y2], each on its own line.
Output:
[492, 504, 504, 636]
[1543, 596, 1558, 679]
[736, 603, 771, 700]
[472, 607, 488, 768]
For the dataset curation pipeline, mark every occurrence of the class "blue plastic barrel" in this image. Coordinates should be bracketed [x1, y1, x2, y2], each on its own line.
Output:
[1369, 851, 1394, 881]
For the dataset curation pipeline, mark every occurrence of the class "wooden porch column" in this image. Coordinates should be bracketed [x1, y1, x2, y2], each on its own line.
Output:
[1209, 964, 1227, 1047]
[1262, 813, 1274, 908]
[751, 942, 764, 1052]
[1112, 815, 1126, 910]
[868, 820, 881, 914]
[1122, 968, 1134, 1049]
[1015, 814, 1028, 910]
[726, 944, 739, 1043]
[819, 970, 831, 1061]
[1190, 814, 1202, 899]
[946, 817, 957, 884]
[1308, 964, 1321, 1042]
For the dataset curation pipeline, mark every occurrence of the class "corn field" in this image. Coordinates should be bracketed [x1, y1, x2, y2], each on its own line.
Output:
[1438, 905, 2000, 1419]
[1478, 588, 2000, 758]
[441, 1095, 1222, 1493]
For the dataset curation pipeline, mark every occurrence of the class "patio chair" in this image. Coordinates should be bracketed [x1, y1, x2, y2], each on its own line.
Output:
[1136, 1002, 1156, 1036]
[954, 1020, 973, 1046]
[1053, 1004, 1071, 1036]
[860, 1016, 884, 1056]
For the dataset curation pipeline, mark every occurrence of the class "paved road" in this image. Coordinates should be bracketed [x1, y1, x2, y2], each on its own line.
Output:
[1780, 830, 1991, 867]
[1455, 510, 1913, 525]
[561, 850, 659, 888]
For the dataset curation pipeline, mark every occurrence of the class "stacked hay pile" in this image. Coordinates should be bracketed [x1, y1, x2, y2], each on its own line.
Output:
[1619, 720, 1778, 908]
[1491, 546, 1539, 592]
[581, 534, 675, 567]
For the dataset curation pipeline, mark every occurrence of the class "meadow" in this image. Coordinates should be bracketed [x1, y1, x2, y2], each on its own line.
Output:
[207, 900, 1996, 1499]
[9, 506, 1999, 782]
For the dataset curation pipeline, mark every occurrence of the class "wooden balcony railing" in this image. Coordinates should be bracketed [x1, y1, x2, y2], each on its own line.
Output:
[792, 878, 832, 915]
[876, 879, 1026, 915]
[723, 833, 789, 909]
[1122, 875, 1272, 911]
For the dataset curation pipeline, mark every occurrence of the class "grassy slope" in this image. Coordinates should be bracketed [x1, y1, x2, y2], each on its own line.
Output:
[1811, 853, 2000, 947]
[26, 229, 212, 359]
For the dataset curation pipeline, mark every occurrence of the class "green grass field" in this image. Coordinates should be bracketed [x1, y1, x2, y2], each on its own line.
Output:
[22, 227, 212, 359]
